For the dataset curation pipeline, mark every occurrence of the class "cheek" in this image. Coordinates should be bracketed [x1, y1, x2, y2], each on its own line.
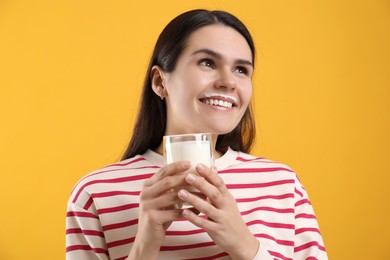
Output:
[170, 74, 208, 99]
[241, 83, 253, 108]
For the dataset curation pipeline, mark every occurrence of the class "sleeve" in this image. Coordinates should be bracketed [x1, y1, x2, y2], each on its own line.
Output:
[293, 175, 328, 260]
[66, 201, 110, 260]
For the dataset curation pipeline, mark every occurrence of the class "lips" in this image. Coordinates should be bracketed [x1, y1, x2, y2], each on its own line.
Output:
[199, 93, 238, 109]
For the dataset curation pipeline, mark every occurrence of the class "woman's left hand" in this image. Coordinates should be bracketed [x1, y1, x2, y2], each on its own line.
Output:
[177, 164, 260, 260]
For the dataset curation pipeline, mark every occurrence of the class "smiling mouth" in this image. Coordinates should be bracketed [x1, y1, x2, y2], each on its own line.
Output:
[200, 98, 234, 108]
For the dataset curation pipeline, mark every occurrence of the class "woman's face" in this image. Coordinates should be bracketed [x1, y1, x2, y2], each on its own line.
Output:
[163, 24, 253, 136]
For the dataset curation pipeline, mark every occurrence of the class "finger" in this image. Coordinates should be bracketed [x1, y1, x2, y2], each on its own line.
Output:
[143, 188, 182, 210]
[184, 172, 225, 208]
[144, 161, 191, 187]
[178, 189, 219, 220]
[143, 174, 188, 199]
[182, 208, 217, 232]
[196, 163, 228, 194]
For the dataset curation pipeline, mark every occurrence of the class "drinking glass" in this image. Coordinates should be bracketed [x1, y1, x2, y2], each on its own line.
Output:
[163, 133, 214, 208]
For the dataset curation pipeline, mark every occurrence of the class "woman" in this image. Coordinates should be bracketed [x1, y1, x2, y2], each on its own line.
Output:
[66, 9, 327, 260]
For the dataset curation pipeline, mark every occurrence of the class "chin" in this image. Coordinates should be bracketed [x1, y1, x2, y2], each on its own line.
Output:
[187, 118, 240, 135]
[205, 125, 238, 136]
[202, 116, 241, 134]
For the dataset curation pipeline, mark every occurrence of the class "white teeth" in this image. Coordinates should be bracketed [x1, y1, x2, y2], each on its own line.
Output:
[204, 93, 238, 104]
[202, 99, 233, 108]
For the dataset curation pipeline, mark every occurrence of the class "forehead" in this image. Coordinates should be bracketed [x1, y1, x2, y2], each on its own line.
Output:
[182, 24, 253, 62]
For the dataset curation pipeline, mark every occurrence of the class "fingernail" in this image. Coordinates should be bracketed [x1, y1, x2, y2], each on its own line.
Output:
[178, 189, 189, 199]
[182, 161, 191, 168]
[196, 163, 206, 172]
[186, 173, 196, 183]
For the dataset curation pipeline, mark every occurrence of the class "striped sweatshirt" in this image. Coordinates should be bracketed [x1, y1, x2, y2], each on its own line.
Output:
[66, 148, 327, 260]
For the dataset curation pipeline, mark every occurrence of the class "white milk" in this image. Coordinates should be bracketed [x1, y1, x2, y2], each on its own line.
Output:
[164, 137, 213, 207]
[165, 140, 213, 167]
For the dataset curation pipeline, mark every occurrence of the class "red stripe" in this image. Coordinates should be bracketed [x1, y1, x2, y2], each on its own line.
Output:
[296, 213, 316, 219]
[66, 211, 98, 219]
[72, 173, 152, 203]
[268, 250, 293, 260]
[255, 233, 294, 246]
[92, 190, 141, 198]
[295, 199, 311, 207]
[295, 187, 303, 197]
[66, 244, 108, 255]
[98, 203, 139, 215]
[235, 193, 294, 203]
[227, 179, 294, 189]
[66, 228, 104, 237]
[246, 219, 295, 229]
[236, 156, 265, 162]
[102, 219, 138, 231]
[294, 241, 326, 252]
[219, 167, 294, 174]
[107, 237, 135, 248]
[241, 206, 294, 216]
[66, 228, 83, 234]
[295, 227, 321, 235]
[184, 252, 229, 260]
[83, 197, 93, 210]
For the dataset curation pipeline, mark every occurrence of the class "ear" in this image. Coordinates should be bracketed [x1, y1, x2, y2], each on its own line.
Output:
[151, 65, 167, 99]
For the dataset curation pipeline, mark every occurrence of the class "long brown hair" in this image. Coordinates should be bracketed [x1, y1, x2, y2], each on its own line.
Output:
[122, 9, 256, 160]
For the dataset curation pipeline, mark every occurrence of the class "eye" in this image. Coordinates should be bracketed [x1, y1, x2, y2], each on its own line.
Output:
[199, 59, 215, 69]
[235, 66, 247, 75]
[234, 66, 252, 76]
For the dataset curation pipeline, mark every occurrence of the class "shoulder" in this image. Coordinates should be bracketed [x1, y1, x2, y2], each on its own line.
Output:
[234, 152, 311, 197]
[220, 151, 301, 203]
[223, 150, 300, 189]
[231, 150, 296, 174]
[68, 154, 160, 206]
[217, 150, 297, 185]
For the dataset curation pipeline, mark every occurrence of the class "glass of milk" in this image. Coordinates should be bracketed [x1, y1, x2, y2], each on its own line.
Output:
[163, 133, 214, 207]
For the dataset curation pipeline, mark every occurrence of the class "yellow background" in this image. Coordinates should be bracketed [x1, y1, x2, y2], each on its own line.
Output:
[0, 0, 389, 259]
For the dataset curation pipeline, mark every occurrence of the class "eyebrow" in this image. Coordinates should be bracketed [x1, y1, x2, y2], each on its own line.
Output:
[191, 48, 253, 67]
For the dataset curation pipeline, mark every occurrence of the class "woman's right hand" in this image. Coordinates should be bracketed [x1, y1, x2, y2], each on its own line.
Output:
[127, 161, 191, 260]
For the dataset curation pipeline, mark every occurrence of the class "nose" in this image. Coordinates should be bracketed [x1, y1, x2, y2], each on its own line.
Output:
[214, 68, 236, 90]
